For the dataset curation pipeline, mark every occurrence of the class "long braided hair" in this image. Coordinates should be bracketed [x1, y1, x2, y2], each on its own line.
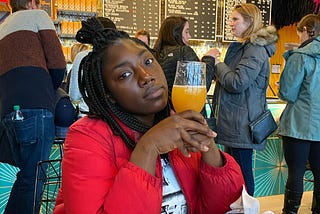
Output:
[78, 23, 170, 150]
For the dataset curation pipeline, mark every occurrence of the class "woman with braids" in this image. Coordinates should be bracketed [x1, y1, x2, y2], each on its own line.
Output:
[53, 24, 244, 213]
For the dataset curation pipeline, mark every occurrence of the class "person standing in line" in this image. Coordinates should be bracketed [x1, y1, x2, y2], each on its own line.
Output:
[68, 16, 116, 116]
[134, 29, 151, 46]
[211, 3, 278, 196]
[153, 16, 220, 109]
[53, 25, 244, 213]
[278, 14, 320, 214]
[0, 0, 66, 213]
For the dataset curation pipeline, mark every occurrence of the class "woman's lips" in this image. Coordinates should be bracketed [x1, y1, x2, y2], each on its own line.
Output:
[144, 86, 164, 99]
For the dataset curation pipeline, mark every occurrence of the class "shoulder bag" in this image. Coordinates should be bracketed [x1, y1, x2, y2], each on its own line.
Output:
[249, 109, 277, 144]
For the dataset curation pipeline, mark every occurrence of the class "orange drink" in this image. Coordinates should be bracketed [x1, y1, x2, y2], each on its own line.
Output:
[172, 85, 206, 112]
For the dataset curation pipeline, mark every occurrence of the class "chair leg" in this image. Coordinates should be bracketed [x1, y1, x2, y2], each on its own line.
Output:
[33, 161, 48, 214]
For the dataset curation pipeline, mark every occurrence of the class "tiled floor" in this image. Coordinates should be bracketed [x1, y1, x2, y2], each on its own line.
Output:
[259, 191, 313, 214]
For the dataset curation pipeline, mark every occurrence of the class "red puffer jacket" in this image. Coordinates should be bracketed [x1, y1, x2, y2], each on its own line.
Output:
[53, 116, 244, 214]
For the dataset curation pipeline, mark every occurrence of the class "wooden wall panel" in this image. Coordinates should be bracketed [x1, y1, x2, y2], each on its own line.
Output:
[267, 25, 300, 97]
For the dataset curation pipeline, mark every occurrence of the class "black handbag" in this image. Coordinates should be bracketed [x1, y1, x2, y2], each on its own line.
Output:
[0, 120, 20, 167]
[249, 109, 278, 144]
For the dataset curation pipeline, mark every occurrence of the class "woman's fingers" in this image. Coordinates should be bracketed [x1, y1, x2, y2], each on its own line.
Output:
[173, 111, 216, 138]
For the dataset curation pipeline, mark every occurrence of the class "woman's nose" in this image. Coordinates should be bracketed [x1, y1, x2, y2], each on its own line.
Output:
[138, 66, 154, 86]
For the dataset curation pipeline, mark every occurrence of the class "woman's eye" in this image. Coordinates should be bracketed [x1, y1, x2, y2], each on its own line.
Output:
[145, 58, 154, 65]
[119, 71, 131, 79]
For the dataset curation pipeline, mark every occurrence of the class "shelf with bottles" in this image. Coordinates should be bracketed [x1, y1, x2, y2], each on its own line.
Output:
[54, 9, 97, 39]
[54, 0, 98, 58]
[61, 40, 76, 64]
[55, 19, 82, 38]
[56, 0, 98, 13]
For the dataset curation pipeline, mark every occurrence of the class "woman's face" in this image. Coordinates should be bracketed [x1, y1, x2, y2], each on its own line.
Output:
[182, 22, 191, 45]
[229, 10, 250, 38]
[102, 39, 168, 123]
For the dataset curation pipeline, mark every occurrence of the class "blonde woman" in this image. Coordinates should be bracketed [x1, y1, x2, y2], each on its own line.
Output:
[211, 3, 278, 196]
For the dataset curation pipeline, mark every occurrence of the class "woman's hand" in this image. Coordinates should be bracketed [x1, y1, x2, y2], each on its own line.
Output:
[130, 110, 215, 175]
[186, 131, 223, 167]
[204, 48, 221, 59]
[204, 48, 221, 65]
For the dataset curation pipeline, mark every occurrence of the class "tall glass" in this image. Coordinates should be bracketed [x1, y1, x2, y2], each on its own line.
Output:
[171, 61, 206, 112]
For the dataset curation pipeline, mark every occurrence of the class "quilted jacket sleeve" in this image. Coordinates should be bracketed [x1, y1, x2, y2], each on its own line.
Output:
[56, 118, 163, 214]
[197, 152, 245, 214]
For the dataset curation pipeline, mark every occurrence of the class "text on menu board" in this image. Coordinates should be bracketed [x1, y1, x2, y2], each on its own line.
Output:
[165, 0, 218, 41]
[223, 0, 272, 42]
[103, 0, 161, 38]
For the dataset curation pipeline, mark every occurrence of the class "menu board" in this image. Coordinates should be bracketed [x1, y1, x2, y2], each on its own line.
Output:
[103, 0, 161, 38]
[165, 0, 218, 41]
[222, 0, 272, 42]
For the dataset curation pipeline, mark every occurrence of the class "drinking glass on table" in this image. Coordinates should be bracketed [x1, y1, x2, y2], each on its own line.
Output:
[172, 61, 206, 113]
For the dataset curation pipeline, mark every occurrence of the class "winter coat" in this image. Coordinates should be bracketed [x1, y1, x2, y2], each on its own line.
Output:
[212, 26, 278, 150]
[53, 116, 244, 214]
[278, 36, 320, 141]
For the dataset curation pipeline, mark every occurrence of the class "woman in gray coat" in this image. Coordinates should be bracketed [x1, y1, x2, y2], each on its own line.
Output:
[212, 3, 278, 196]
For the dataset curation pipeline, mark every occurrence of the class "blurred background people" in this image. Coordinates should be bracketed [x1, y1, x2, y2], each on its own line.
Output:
[211, 3, 278, 196]
[278, 14, 320, 214]
[134, 29, 150, 46]
[54, 88, 77, 139]
[61, 43, 89, 93]
[0, 0, 66, 213]
[153, 16, 219, 109]
[68, 16, 116, 116]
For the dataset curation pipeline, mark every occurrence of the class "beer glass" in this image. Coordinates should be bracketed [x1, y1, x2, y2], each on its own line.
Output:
[171, 61, 206, 112]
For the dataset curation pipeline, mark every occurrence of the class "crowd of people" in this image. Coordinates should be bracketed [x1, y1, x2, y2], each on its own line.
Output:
[0, 0, 319, 213]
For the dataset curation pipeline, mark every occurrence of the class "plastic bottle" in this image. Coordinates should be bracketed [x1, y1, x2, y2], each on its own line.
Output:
[12, 105, 24, 121]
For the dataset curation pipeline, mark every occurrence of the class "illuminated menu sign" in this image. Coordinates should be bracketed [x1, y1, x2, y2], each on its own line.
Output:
[165, 0, 218, 41]
[103, 0, 161, 38]
[223, 0, 272, 42]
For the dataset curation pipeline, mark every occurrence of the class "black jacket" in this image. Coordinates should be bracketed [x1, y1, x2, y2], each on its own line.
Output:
[156, 45, 215, 101]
